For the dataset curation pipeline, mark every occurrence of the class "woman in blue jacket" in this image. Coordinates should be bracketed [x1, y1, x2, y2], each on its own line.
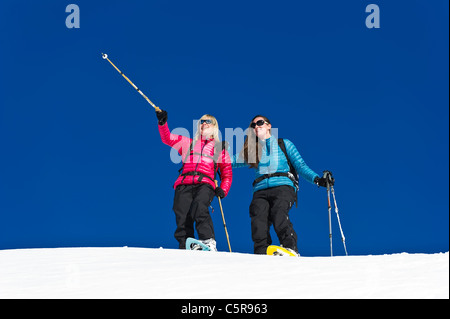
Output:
[232, 115, 332, 255]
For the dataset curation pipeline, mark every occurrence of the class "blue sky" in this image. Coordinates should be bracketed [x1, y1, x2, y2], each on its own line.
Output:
[0, 0, 448, 256]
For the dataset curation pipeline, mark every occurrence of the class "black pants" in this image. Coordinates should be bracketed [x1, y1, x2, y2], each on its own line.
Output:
[173, 184, 215, 249]
[249, 185, 298, 254]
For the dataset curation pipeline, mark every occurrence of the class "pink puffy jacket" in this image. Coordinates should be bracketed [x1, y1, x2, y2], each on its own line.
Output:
[158, 122, 232, 197]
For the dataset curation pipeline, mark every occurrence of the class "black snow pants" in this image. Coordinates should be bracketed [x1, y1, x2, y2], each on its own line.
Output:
[249, 185, 298, 254]
[173, 184, 216, 249]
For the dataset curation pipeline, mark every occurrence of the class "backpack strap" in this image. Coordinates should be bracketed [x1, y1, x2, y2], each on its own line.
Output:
[278, 138, 299, 207]
[178, 141, 194, 183]
[213, 141, 229, 182]
[178, 140, 228, 185]
[277, 139, 299, 189]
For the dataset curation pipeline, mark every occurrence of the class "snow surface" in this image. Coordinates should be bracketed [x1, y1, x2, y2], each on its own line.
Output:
[0, 247, 448, 299]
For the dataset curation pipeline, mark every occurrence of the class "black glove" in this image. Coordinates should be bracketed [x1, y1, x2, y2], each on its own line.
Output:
[315, 170, 335, 188]
[156, 109, 168, 125]
[214, 187, 225, 199]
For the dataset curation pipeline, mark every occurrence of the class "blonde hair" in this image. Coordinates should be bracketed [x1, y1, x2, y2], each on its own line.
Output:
[193, 114, 221, 144]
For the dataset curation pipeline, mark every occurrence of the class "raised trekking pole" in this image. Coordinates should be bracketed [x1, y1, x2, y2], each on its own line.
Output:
[101, 53, 161, 112]
[215, 180, 232, 253]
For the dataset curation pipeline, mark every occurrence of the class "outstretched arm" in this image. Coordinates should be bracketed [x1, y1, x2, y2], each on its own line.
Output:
[156, 109, 191, 157]
[284, 139, 319, 185]
[231, 153, 249, 169]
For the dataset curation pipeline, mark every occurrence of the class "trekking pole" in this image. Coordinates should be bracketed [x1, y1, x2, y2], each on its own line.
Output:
[323, 170, 348, 256]
[215, 180, 232, 253]
[331, 186, 348, 256]
[101, 53, 161, 112]
[326, 177, 333, 257]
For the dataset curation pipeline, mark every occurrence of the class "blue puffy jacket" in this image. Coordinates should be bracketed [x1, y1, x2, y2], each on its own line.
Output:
[232, 136, 319, 193]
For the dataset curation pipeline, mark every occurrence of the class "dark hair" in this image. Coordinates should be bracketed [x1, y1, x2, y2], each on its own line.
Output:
[239, 115, 271, 168]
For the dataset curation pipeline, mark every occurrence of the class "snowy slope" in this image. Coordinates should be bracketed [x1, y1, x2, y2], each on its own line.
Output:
[0, 247, 448, 299]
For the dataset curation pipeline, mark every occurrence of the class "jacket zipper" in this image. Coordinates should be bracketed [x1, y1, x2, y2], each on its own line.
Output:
[193, 139, 211, 181]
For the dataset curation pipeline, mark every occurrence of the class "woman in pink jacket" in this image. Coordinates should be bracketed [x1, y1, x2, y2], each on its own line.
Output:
[156, 109, 232, 251]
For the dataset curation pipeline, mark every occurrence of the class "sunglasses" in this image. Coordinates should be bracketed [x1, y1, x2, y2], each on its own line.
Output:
[250, 119, 268, 128]
[200, 119, 213, 125]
